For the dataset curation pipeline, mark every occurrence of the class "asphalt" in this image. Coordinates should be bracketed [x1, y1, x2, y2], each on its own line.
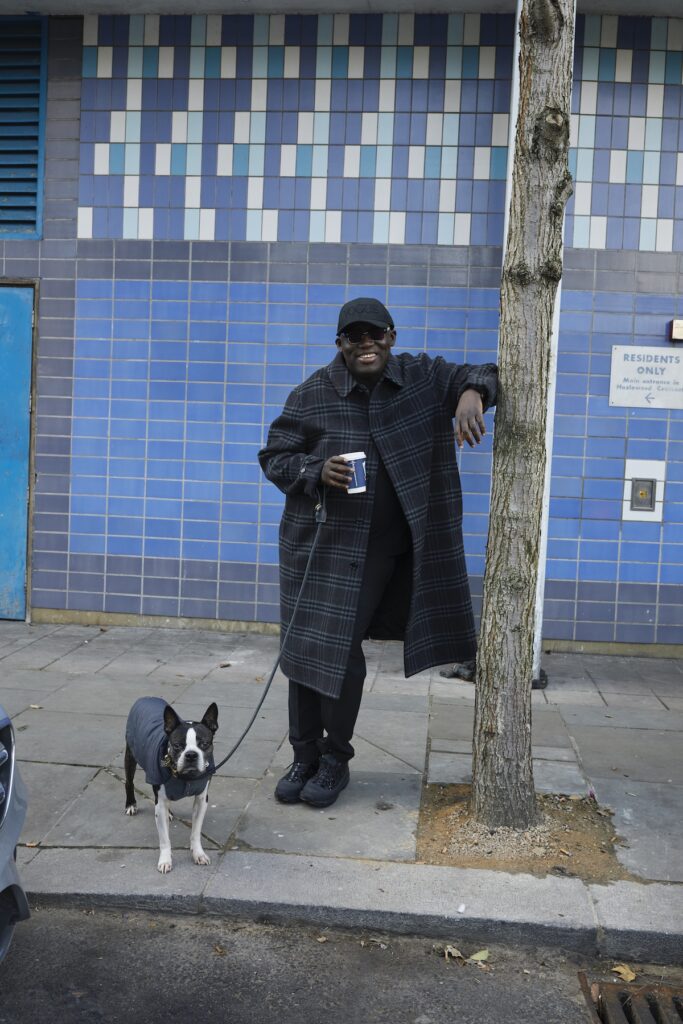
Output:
[2, 621, 681, 963]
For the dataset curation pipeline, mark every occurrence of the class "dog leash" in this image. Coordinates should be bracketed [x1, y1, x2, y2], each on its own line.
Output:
[208, 492, 328, 775]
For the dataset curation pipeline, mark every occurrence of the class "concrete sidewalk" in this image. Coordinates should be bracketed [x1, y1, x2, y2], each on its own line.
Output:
[2, 621, 681, 962]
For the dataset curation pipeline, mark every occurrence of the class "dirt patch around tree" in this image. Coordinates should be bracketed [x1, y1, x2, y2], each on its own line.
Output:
[417, 783, 638, 884]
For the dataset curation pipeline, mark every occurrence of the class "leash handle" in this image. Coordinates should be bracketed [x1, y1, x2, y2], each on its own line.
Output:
[210, 491, 327, 774]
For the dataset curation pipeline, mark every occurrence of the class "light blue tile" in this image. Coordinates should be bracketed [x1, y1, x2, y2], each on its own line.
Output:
[109, 143, 125, 175]
[170, 144, 187, 176]
[425, 146, 441, 178]
[639, 217, 656, 250]
[125, 112, 141, 143]
[377, 113, 393, 145]
[583, 15, 601, 47]
[248, 144, 264, 176]
[578, 116, 595, 148]
[317, 14, 333, 45]
[441, 146, 458, 178]
[575, 149, 594, 182]
[124, 144, 139, 174]
[447, 14, 463, 45]
[184, 209, 199, 239]
[316, 46, 332, 77]
[648, 51, 665, 84]
[296, 144, 313, 176]
[252, 46, 268, 77]
[232, 144, 249, 176]
[187, 112, 203, 143]
[644, 118, 662, 151]
[626, 151, 644, 183]
[376, 146, 392, 177]
[190, 46, 205, 78]
[122, 209, 138, 238]
[446, 46, 462, 79]
[437, 213, 454, 244]
[373, 211, 389, 243]
[245, 209, 262, 240]
[382, 14, 398, 45]
[642, 151, 660, 185]
[573, 215, 590, 248]
[360, 145, 377, 177]
[443, 113, 459, 142]
[128, 15, 144, 46]
[191, 14, 206, 45]
[490, 147, 507, 180]
[187, 144, 202, 174]
[380, 47, 396, 78]
[128, 47, 143, 78]
[250, 111, 266, 144]
[313, 113, 329, 144]
[253, 14, 269, 45]
[308, 211, 325, 242]
[582, 47, 599, 80]
[312, 145, 328, 176]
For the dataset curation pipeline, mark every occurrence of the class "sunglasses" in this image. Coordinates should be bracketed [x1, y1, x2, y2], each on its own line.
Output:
[338, 326, 389, 345]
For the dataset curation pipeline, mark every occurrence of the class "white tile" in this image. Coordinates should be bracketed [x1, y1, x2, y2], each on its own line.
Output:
[247, 176, 263, 209]
[83, 15, 98, 46]
[126, 78, 142, 111]
[199, 208, 215, 241]
[408, 146, 424, 178]
[479, 46, 496, 78]
[315, 79, 331, 111]
[206, 15, 221, 46]
[269, 14, 285, 45]
[110, 111, 126, 143]
[374, 178, 391, 212]
[348, 46, 365, 78]
[589, 215, 606, 249]
[609, 150, 627, 183]
[361, 112, 378, 145]
[454, 212, 471, 244]
[628, 117, 645, 150]
[155, 143, 171, 176]
[615, 49, 632, 82]
[280, 144, 296, 176]
[413, 46, 430, 79]
[310, 178, 327, 210]
[443, 80, 460, 113]
[325, 210, 341, 244]
[233, 112, 250, 145]
[297, 111, 314, 145]
[655, 218, 674, 252]
[580, 81, 597, 115]
[574, 182, 592, 216]
[439, 179, 456, 213]
[569, 112, 579, 149]
[677, 153, 683, 187]
[473, 146, 490, 179]
[188, 80, 204, 111]
[93, 143, 109, 175]
[77, 206, 93, 239]
[389, 211, 406, 244]
[378, 80, 395, 113]
[97, 47, 112, 78]
[221, 47, 236, 78]
[491, 113, 508, 146]
[463, 13, 480, 44]
[251, 79, 267, 112]
[641, 184, 659, 218]
[171, 112, 188, 144]
[157, 46, 174, 78]
[284, 46, 300, 78]
[600, 15, 618, 47]
[344, 145, 360, 177]
[138, 208, 154, 240]
[333, 14, 349, 45]
[143, 15, 159, 46]
[425, 113, 443, 146]
[185, 176, 202, 208]
[123, 175, 139, 207]
[216, 144, 233, 175]
[398, 13, 414, 45]
[646, 84, 664, 118]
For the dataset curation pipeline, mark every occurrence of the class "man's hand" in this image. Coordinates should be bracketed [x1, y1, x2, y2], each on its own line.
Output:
[454, 389, 486, 448]
[321, 455, 355, 490]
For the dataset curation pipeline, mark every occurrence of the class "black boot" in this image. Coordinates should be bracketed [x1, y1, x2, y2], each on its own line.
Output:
[274, 760, 320, 804]
[299, 754, 350, 808]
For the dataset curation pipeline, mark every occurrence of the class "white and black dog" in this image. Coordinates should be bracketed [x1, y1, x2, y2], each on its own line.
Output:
[124, 696, 219, 874]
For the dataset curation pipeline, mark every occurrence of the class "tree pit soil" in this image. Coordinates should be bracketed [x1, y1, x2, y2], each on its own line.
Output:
[417, 784, 636, 884]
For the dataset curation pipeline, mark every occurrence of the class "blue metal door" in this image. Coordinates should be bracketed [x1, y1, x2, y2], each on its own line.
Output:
[0, 287, 34, 619]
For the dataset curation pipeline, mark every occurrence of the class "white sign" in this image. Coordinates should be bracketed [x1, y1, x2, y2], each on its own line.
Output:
[609, 345, 683, 410]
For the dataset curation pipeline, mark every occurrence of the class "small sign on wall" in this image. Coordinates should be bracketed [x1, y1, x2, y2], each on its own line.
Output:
[609, 346, 683, 410]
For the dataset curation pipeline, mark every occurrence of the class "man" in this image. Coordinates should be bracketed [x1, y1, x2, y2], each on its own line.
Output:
[258, 297, 497, 808]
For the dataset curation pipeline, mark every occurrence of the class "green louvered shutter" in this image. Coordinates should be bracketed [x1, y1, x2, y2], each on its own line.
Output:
[0, 17, 46, 238]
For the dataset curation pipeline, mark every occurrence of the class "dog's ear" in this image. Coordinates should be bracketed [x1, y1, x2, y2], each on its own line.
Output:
[163, 705, 181, 735]
[201, 702, 219, 734]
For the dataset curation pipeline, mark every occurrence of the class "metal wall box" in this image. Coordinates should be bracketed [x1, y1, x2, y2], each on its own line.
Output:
[630, 478, 656, 511]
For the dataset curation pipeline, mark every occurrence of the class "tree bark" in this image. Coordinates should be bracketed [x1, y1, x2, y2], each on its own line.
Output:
[471, 0, 576, 829]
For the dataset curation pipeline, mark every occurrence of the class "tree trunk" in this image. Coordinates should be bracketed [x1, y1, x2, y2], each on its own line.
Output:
[471, 0, 576, 829]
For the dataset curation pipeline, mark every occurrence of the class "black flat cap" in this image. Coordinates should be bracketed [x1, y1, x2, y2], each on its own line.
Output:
[337, 297, 394, 335]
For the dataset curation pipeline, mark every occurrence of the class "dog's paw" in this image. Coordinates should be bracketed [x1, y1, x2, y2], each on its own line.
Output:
[157, 857, 173, 874]
[192, 849, 211, 866]
[125, 804, 138, 816]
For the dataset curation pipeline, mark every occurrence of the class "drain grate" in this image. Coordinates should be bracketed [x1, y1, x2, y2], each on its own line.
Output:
[579, 972, 683, 1023]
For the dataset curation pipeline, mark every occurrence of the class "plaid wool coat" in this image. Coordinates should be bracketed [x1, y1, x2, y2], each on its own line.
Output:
[258, 351, 498, 699]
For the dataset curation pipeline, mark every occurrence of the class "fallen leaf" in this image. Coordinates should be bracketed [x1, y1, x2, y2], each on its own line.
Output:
[612, 963, 636, 983]
[219, 662, 231, 668]
[316, 935, 328, 943]
[25, 841, 39, 848]
[523, 969, 531, 975]
[444, 945, 464, 961]
[213, 944, 227, 957]
[559, 848, 572, 856]
[29, 704, 43, 710]
[468, 949, 490, 963]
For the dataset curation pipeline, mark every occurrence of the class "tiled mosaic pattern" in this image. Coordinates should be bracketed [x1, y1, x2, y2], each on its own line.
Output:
[76, 12, 683, 252]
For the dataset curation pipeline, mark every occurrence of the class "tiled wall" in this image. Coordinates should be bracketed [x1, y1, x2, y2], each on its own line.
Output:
[2, 14, 682, 646]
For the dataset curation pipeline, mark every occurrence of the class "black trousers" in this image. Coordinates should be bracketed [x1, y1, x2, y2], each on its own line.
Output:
[288, 547, 406, 763]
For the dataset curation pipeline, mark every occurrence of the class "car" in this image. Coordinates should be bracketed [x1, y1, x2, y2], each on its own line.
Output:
[0, 704, 30, 962]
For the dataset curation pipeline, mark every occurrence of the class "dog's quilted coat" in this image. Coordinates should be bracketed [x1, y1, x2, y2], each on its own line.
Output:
[125, 697, 214, 801]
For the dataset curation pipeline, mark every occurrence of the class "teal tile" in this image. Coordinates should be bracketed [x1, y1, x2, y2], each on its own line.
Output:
[233, 144, 249, 176]
[191, 15, 206, 45]
[252, 46, 268, 77]
[598, 48, 615, 82]
[316, 46, 332, 78]
[583, 15, 601, 47]
[109, 143, 125, 175]
[142, 47, 158, 78]
[252, 14, 268, 45]
[170, 144, 187, 176]
[268, 46, 284, 78]
[446, 46, 462, 79]
[650, 17, 668, 50]
[128, 47, 143, 78]
[626, 150, 644, 183]
[360, 145, 377, 177]
[380, 47, 396, 78]
[205, 47, 220, 78]
[332, 46, 348, 78]
[128, 15, 144, 46]
[424, 146, 441, 178]
[296, 144, 313, 176]
[190, 46, 205, 79]
[83, 47, 98, 77]
[396, 46, 413, 78]
[382, 14, 398, 45]
[490, 147, 507, 180]
[447, 14, 463, 45]
[462, 46, 479, 78]
[317, 14, 333, 46]
[582, 47, 599, 81]
[649, 51, 665, 84]
[665, 53, 683, 86]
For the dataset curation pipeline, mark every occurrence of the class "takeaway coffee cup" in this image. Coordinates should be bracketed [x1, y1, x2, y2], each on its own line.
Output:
[340, 451, 367, 494]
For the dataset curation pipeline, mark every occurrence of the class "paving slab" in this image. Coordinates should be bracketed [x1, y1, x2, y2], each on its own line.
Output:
[568, 726, 683, 785]
[0, 686, 58, 717]
[589, 778, 683, 882]
[428, 752, 472, 785]
[599, 692, 669, 710]
[14, 708, 127, 767]
[18, 762, 97, 845]
[533, 761, 586, 795]
[560, 706, 683, 731]
[235, 771, 421, 861]
[354, 707, 428, 770]
[38, 674, 191, 716]
[176, 675, 289, 709]
[545, 690, 606, 706]
[590, 880, 683, 963]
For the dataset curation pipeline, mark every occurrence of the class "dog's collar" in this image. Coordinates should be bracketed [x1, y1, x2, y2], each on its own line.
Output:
[161, 752, 213, 781]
